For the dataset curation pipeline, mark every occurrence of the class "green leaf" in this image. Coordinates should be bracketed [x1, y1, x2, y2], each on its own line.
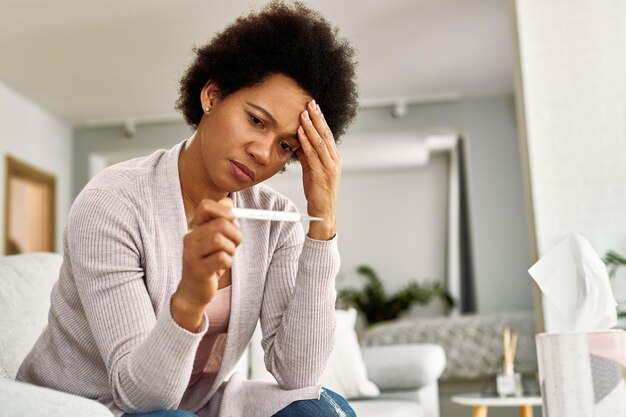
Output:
[336, 264, 453, 326]
[604, 250, 626, 278]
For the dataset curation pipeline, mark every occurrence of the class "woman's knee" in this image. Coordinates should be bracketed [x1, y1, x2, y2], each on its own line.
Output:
[123, 410, 198, 417]
[273, 387, 356, 417]
[320, 388, 356, 417]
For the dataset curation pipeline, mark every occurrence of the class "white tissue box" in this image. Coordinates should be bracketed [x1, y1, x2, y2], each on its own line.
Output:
[536, 330, 626, 417]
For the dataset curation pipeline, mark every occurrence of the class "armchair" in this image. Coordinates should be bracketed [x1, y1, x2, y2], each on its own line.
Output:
[0, 252, 113, 417]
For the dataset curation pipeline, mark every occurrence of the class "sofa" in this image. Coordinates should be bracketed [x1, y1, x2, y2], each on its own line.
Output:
[0, 252, 446, 417]
[362, 309, 540, 417]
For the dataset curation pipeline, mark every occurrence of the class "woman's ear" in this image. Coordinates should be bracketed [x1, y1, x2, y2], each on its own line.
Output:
[200, 80, 222, 113]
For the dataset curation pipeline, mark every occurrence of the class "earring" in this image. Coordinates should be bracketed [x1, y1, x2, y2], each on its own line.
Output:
[205, 107, 210, 113]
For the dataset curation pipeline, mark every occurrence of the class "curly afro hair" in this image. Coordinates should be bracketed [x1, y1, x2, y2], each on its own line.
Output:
[176, 1, 359, 141]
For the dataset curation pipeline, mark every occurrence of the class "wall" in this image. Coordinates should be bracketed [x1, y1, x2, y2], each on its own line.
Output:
[73, 122, 193, 197]
[514, 0, 626, 330]
[74, 95, 532, 313]
[0, 81, 73, 254]
[347, 95, 532, 314]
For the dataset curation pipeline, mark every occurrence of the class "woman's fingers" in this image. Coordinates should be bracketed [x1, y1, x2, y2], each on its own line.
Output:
[193, 250, 234, 281]
[298, 101, 338, 167]
[308, 100, 339, 160]
[184, 198, 241, 260]
[184, 220, 240, 256]
[182, 197, 241, 281]
[297, 122, 322, 168]
[189, 198, 234, 228]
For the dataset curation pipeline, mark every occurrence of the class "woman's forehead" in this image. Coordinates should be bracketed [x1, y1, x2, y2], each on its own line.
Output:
[245, 74, 311, 102]
[237, 74, 312, 121]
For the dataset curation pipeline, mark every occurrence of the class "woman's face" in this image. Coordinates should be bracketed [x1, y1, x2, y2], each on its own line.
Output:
[197, 73, 311, 194]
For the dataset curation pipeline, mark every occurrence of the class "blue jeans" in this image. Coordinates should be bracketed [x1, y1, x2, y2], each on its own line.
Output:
[273, 388, 356, 417]
[123, 412, 196, 417]
[123, 387, 356, 417]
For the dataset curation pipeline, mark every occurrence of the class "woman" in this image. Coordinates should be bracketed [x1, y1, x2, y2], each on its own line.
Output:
[17, 2, 359, 417]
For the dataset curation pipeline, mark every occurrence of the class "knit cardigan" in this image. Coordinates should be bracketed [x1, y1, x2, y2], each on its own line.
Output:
[17, 141, 339, 417]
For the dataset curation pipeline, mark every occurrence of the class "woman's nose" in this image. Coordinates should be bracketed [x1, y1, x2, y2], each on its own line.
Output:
[247, 138, 272, 165]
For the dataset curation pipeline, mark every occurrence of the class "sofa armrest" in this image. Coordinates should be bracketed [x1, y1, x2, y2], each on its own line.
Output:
[361, 343, 446, 390]
[0, 379, 114, 417]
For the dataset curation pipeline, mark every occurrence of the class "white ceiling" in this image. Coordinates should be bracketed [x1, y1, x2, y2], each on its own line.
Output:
[0, 0, 515, 127]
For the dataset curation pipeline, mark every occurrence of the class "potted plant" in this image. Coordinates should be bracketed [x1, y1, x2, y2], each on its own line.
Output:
[337, 264, 454, 326]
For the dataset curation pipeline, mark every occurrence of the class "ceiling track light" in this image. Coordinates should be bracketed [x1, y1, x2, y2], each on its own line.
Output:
[391, 100, 408, 119]
[123, 119, 136, 139]
[359, 92, 461, 119]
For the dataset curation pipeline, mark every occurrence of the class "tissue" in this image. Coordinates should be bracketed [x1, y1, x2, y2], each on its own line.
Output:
[529, 233, 626, 417]
[528, 233, 618, 333]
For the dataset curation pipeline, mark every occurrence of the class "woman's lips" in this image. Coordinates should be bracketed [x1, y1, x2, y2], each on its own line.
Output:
[230, 160, 255, 183]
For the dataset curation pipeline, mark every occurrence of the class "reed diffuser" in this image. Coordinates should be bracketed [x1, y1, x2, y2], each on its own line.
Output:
[496, 326, 522, 397]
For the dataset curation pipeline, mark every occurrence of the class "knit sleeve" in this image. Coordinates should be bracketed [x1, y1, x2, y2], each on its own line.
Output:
[259, 219, 339, 389]
[66, 189, 207, 413]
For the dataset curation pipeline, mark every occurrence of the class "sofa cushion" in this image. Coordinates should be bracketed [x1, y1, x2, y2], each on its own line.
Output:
[0, 252, 62, 377]
[0, 378, 114, 417]
[361, 344, 446, 390]
[319, 309, 380, 399]
[248, 309, 380, 399]
[350, 399, 423, 417]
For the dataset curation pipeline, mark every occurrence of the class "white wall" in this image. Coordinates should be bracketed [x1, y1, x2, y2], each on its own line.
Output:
[346, 97, 533, 314]
[0, 81, 73, 254]
[515, 0, 626, 330]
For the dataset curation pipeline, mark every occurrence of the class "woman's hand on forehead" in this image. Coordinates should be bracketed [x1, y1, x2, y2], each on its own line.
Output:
[296, 99, 341, 240]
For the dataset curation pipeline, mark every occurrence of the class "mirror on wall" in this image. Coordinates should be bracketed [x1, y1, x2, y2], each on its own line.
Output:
[4, 155, 56, 255]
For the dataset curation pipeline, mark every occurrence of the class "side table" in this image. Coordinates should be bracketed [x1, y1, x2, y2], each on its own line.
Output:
[451, 392, 542, 417]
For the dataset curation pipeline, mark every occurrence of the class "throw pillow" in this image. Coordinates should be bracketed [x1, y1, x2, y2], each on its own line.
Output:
[247, 309, 380, 399]
[319, 308, 380, 399]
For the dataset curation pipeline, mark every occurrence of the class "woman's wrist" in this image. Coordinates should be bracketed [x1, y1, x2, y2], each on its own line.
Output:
[170, 292, 205, 333]
[307, 220, 336, 240]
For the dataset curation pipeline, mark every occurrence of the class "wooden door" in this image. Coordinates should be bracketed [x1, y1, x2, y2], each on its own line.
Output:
[4, 156, 56, 255]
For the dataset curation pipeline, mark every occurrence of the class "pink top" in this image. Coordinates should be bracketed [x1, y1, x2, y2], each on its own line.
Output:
[188, 285, 232, 387]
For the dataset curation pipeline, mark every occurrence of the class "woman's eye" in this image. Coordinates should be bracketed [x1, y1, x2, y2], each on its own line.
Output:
[279, 141, 294, 153]
[249, 114, 264, 128]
